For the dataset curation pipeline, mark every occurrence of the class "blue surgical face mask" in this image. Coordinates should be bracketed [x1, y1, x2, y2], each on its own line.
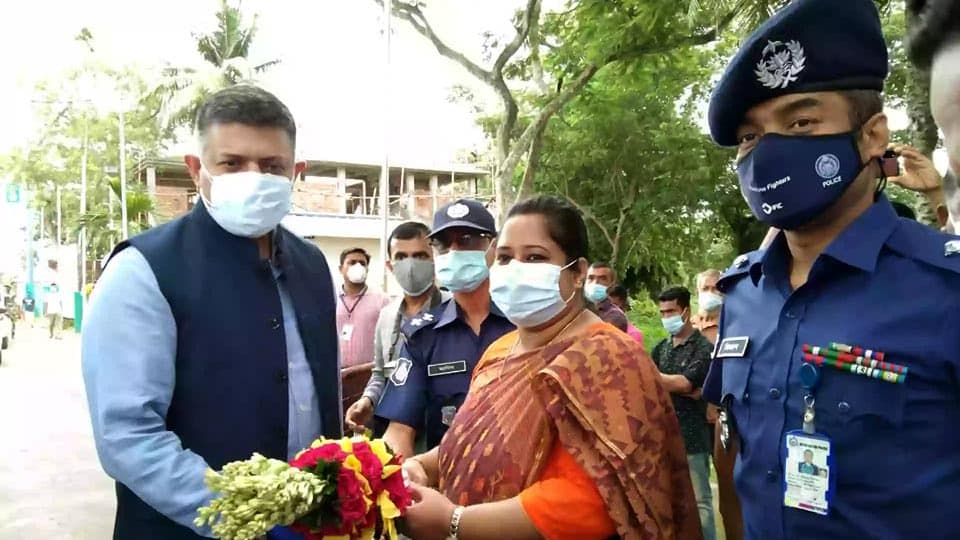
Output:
[489, 259, 577, 328]
[662, 311, 687, 336]
[699, 291, 723, 312]
[584, 282, 608, 303]
[435, 250, 489, 292]
[201, 165, 292, 238]
[737, 132, 865, 230]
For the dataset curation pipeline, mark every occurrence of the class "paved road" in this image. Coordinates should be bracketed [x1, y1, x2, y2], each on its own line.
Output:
[0, 323, 114, 540]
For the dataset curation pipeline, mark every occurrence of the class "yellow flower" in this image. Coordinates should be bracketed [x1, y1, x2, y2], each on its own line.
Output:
[358, 526, 376, 540]
[377, 490, 401, 520]
[382, 517, 399, 540]
[368, 439, 393, 466]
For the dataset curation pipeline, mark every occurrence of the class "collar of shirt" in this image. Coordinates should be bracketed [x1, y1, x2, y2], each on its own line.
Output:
[755, 195, 899, 286]
[434, 295, 507, 329]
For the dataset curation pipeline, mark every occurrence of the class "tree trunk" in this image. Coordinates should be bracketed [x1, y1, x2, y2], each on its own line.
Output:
[906, 67, 939, 157]
[517, 122, 547, 201]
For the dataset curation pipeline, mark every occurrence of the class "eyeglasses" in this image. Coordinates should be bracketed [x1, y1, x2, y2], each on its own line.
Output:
[429, 232, 494, 254]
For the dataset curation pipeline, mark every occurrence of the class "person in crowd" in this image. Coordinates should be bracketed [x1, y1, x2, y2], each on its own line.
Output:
[81, 85, 341, 539]
[907, 0, 960, 234]
[398, 195, 700, 540]
[692, 269, 722, 345]
[584, 262, 629, 332]
[652, 286, 716, 540]
[691, 268, 743, 540]
[607, 284, 645, 347]
[336, 247, 389, 368]
[375, 199, 514, 460]
[46, 282, 63, 339]
[703, 1, 960, 538]
[344, 221, 450, 436]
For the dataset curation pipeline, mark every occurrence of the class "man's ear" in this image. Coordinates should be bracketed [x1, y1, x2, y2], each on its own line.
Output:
[184, 155, 202, 189]
[859, 112, 890, 163]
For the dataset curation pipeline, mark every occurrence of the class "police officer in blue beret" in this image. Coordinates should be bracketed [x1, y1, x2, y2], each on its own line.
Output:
[375, 199, 514, 458]
[702, 0, 960, 538]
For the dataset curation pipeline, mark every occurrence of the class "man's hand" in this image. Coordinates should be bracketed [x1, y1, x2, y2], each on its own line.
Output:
[403, 458, 429, 486]
[888, 144, 943, 194]
[344, 397, 373, 433]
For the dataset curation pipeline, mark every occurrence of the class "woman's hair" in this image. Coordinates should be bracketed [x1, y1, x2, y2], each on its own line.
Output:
[506, 196, 589, 264]
[907, 0, 960, 69]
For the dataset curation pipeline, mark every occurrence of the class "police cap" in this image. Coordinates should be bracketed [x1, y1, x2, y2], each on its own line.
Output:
[708, 0, 889, 146]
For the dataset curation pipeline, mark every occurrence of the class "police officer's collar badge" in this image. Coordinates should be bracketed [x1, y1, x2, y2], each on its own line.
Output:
[447, 203, 470, 219]
[945, 239, 960, 257]
[410, 318, 423, 327]
[754, 40, 806, 89]
[422, 312, 434, 322]
[390, 358, 412, 386]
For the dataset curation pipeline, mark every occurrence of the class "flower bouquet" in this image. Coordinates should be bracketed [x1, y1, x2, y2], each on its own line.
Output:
[195, 436, 411, 540]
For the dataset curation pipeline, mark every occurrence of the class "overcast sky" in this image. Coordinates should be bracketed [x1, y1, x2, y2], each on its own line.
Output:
[0, 0, 528, 166]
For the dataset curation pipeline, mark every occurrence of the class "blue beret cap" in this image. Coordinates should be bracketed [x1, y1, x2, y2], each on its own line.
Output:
[708, 0, 889, 146]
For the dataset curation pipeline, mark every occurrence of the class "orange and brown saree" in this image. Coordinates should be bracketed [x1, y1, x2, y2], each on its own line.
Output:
[437, 322, 701, 540]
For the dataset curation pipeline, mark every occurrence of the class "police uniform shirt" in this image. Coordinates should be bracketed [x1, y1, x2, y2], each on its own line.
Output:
[703, 197, 960, 539]
[374, 297, 515, 448]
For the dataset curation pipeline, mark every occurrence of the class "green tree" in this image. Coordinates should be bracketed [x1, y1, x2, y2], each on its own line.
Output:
[379, 0, 792, 220]
[150, 0, 279, 130]
[1, 64, 171, 267]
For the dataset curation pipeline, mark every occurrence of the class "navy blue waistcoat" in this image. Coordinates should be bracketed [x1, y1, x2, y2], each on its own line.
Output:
[110, 203, 341, 540]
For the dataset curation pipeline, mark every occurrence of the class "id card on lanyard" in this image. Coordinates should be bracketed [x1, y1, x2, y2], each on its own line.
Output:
[783, 362, 835, 515]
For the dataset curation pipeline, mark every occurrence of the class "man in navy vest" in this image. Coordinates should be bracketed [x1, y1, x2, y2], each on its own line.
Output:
[81, 85, 341, 539]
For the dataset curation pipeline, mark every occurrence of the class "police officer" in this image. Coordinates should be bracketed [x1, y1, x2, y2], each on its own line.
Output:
[376, 199, 514, 458]
[702, 0, 960, 538]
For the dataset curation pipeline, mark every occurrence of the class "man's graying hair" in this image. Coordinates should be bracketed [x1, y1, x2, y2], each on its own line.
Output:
[195, 85, 297, 147]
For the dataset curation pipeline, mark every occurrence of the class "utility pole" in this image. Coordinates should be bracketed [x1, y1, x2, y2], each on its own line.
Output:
[379, 0, 392, 292]
[119, 107, 129, 240]
[80, 120, 88, 292]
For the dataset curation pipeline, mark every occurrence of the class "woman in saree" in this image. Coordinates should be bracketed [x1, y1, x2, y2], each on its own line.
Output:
[400, 196, 701, 540]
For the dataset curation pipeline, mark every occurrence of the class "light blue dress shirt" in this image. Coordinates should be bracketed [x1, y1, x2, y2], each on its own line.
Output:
[82, 246, 327, 536]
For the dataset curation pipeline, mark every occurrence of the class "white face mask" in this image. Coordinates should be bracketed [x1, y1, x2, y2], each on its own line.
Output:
[200, 164, 293, 238]
[346, 262, 367, 285]
[489, 259, 577, 328]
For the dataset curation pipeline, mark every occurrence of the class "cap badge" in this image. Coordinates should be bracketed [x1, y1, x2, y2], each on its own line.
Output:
[755, 40, 806, 90]
[447, 203, 470, 219]
[945, 240, 960, 257]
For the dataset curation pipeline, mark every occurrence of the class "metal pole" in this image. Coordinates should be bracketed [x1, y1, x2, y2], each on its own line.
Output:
[379, 0, 392, 292]
[80, 121, 87, 292]
[119, 107, 129, 240]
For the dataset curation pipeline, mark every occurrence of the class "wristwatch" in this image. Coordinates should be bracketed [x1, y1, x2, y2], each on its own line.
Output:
[447, 505, 465, 540]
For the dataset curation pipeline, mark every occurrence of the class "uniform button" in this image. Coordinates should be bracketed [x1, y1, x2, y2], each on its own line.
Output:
[766, 469, 778, 482]
[784, 310, 797, 319]
[275, 371, 288, 383]
[768, 388, 782, 399]
[743, 392, 750, 404]
[299, 404, 310, 413]
[838, 401, 851, 414]
[270, 317, 281, 330]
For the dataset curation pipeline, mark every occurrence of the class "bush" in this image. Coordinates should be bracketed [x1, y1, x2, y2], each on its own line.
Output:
[626, 292, 668, 351]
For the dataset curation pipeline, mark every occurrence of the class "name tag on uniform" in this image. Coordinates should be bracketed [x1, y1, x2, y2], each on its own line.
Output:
[427, 361, 467, 377]
[340, 323, 354, 342]
[716, 336, 750, 358]
[783, 432, 833, 516]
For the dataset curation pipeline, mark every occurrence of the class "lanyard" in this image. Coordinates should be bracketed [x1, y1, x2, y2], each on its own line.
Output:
[339, 286, 368, 318]
[799, 362, 820, 434]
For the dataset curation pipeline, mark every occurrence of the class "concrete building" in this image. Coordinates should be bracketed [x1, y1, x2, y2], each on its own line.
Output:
[130, 157, 494, 295]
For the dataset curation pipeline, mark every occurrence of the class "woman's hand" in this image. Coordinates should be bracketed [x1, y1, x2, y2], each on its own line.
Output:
[403, 458, 429, 486]
[400, 483, 457, 540]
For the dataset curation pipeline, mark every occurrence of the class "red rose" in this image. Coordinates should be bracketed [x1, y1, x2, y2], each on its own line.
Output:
[382, 469, 412, 513]
[290, 443, 348, 470]
[337, 465, 369, 527]
[351, 441, 385, 494]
